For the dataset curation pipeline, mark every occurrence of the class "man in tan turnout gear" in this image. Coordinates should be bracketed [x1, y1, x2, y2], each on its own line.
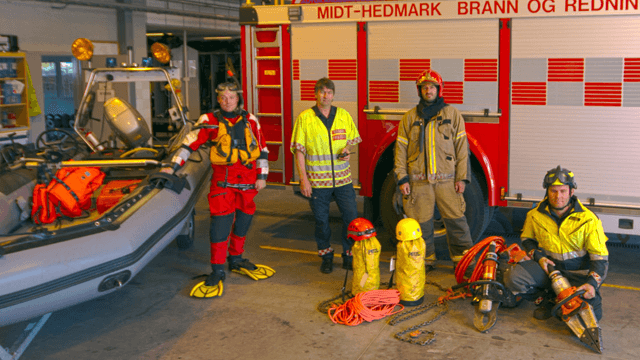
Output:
[393, 69, 473, 269]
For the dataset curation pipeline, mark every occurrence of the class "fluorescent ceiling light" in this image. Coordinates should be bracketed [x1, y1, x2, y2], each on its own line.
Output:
[146, 33, 172, 37]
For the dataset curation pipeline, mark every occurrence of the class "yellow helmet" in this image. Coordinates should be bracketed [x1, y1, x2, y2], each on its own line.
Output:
[396, 218, 422, 241]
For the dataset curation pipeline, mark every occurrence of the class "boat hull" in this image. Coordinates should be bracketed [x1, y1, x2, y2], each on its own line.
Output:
[0, 151, 211, 327]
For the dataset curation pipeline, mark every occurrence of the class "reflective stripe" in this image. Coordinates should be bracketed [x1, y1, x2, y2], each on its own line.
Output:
[397, 135, 408, 145]
[455, 130, 466, 140]
[307, 162, 349, 172]
[347, 136, 362, 146]
[590, 254, 609, 261]
[308, 154, 334, 162]
[546, 249, 587, 262]
[428, 121, 436, 175]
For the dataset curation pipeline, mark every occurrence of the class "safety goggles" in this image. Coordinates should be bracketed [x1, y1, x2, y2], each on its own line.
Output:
[348, 228, 376, 237]
[216, 82, 240, 94]
[545, 170, 574, 186]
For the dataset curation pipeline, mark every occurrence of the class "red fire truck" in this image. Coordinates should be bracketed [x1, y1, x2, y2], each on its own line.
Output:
[239, 0, 640, 242]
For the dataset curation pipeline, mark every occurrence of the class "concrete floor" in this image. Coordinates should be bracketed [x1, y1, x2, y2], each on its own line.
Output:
[1, 186, 639, 360]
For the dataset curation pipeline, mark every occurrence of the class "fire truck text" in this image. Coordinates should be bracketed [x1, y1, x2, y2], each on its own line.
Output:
[317, 2, 442, 19]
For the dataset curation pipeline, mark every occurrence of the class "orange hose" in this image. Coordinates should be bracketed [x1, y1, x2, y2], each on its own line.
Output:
[455, 236, 507, 284]
[328, 289, 404, 326]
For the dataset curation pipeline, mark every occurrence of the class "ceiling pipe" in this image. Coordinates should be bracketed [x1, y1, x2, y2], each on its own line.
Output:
[30, 0, 240, 21]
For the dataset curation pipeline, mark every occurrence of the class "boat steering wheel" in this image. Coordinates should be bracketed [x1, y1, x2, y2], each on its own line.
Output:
[36, 128, 80, 161]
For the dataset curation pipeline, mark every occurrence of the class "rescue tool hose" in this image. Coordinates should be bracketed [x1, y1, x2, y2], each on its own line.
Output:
[455, 236, 507, 285]
[328, 289, 404, 326]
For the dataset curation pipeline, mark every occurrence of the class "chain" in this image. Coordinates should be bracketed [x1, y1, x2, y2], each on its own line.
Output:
[317, 291, 353, 314]
[388, 280, 461, 346]
[392, 301, 449, 345]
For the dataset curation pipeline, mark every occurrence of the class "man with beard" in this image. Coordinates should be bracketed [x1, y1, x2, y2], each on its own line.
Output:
[393, 69, 473, 271]
[503, 166, 608, 320]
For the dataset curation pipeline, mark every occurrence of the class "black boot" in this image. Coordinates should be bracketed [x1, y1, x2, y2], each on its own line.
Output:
[227, 255, 258, 272]
[320, 253, 334, 274]
[342, 255, 353, 270]
[205, 264, 226, 286]
[533, 296, 556, 320]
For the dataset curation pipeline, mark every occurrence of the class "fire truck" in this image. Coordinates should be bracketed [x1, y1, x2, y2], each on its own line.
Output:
[238, 0, 640, 242]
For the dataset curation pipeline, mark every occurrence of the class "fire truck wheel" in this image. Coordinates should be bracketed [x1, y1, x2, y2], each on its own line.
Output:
[176, 209, 196, 249]
[379, 171, 491, 245]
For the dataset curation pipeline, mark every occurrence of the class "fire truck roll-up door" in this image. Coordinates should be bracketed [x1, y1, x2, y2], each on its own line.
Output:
[290, 22, 360, 184]
[371, 19, 501, 243]
[367, 19, 499, 113]
[508, 16, 640, 236]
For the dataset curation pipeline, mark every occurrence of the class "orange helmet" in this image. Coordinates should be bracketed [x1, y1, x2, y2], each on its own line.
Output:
[347, 218, 377, 241]
[416, 69, 444, 98]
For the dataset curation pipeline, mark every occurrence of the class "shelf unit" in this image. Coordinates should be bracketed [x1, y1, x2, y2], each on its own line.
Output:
[0, 52, 30, 135]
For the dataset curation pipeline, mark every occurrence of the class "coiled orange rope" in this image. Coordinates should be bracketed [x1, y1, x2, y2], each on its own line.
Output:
[328, 289, 404, 326]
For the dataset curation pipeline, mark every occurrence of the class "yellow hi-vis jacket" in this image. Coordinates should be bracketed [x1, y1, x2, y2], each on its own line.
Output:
[291, 106, 361, 188]
[521, 197, 609, 289]
[394, 106, 468, 185]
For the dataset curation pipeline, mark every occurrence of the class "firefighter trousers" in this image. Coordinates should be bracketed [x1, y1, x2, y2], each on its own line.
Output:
[403, 181, 473, 263]
[502, 260, 603, 320]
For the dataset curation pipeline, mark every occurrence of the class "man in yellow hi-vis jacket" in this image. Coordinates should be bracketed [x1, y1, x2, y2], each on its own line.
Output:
[291, 78, 362, 274]
[503, 166, 608, 321]
[393, 69, 473, 270]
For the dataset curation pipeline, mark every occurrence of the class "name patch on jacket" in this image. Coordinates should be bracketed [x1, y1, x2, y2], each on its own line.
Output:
[332, 129, 346, 141]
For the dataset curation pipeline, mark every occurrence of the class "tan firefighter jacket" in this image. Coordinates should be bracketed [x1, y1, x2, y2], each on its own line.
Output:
[394, 105, 468, 185]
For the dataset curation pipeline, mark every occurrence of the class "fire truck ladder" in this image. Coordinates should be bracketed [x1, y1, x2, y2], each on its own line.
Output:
[251, 26, 285, 182]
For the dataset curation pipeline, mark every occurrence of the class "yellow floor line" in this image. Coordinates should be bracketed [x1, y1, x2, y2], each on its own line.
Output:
[601, 283, 640, 291]
[260, 245, 640, 291]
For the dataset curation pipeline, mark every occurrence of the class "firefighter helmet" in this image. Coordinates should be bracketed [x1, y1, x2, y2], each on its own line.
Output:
[396, 218, 422, 242]
[347, 218, 377, 241]
[543, 165, 577, 189]
[416, 69, 444, 98]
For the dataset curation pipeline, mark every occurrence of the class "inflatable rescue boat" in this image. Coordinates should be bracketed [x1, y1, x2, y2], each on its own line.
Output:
[0, 56, 211, 327]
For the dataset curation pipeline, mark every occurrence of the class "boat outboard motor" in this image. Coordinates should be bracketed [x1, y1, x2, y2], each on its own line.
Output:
[103, 97, 151, 149]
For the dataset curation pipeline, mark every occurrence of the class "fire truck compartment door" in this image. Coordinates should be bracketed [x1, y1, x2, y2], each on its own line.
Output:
[290, 22, 359, 184]
[509, 16, 640, 208]
[367, 19, 499, 114]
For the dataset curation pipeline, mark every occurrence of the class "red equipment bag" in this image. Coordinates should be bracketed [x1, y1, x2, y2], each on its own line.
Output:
[31, 167, 106, 224]
[96, 179, 142, 214]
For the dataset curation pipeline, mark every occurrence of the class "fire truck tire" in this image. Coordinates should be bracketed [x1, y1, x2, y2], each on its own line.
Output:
[176, 209, 196, 249]
[379, 171, 490, 244]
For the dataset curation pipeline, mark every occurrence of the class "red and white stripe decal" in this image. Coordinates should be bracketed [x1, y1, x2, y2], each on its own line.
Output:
[329, 59, 357, 80]
[301, 80, 316, 101]
[624, 58, 640, 82]
[512, 82, 546, 105]
[443, 81, 463, 104]
[293, 59, 300, 81]
[369, 81, 399, 102]
[584, 82, 622, 107]
[548, 58, 584, 82]
[464, 59, 497, 81]
[400, 59, 430, 81]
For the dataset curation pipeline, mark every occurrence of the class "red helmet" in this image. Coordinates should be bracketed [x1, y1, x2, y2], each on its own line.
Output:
[416, 69, 444, 98]
[347, 218, 377, 241]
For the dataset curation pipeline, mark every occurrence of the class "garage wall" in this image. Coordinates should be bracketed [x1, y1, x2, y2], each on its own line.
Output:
[0, 0, 148, 142]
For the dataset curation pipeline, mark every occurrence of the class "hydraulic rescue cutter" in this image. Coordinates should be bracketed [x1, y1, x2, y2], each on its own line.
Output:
[469, 241, 505, 333]
[547, 265, 603, 353]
